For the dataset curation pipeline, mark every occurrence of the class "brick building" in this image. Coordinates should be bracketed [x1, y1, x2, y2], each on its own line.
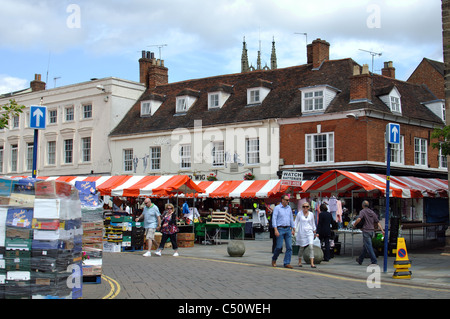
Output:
[110, 39, 446, 181]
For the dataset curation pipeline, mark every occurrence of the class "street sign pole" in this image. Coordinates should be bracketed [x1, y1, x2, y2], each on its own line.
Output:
[384, 143, 391, 273]
[383, 123, 399, 273]
[32, 129, 38, 178]
[29, 105, 47, 178]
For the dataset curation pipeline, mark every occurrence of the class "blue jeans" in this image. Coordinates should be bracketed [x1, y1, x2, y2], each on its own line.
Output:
[358, 231, 377, 264]
[272, 227, 292, 266]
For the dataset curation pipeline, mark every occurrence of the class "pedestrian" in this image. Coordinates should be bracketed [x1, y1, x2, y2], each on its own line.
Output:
[155, 203, 179, 257]
[354, 200, 385, 265]
[295, 201, 316, 268]
[135, 198, 161, 257]
[271, 195, 295, 269]
[317, 203, 333, 262]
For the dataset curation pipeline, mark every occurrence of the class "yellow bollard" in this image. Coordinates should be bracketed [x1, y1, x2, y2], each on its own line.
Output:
[392, 237, 412, 279]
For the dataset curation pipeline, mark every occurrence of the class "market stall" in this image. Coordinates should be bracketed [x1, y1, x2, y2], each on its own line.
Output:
[303, 169, 449, 251]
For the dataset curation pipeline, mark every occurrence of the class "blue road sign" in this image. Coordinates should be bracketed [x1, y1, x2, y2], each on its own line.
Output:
[386, 123, 400, 144]
[30, 106, 47, 129]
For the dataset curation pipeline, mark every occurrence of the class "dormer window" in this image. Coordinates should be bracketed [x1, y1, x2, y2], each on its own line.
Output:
[377, 86, 402, 114]
[422, 99, 445, 122]
[140, 99, 163, 117]
[175, 89, 199, 114]
[208, 84, 232, 110]
[300, 85, 340, 114]
[246, 87, 270, 105]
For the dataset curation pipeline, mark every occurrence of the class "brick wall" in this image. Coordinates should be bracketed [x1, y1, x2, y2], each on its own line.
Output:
[407, 61, 444, 100]
[280, 117, 441, 168]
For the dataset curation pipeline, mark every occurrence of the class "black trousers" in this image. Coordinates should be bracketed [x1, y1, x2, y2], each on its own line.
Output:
[158, 233, 178, 250]
[320, 235, 331, 261]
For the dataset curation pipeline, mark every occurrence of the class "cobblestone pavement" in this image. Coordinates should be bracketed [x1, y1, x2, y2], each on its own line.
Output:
[83, 239, 450, 301]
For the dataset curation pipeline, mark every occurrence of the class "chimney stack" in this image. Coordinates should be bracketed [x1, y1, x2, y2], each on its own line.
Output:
[350, 64, 372, 102]
[307, 38, 330, 69]
[30, 74, 46, 92]
[139, 51, 168, 88]
[381, 61, 395, 78]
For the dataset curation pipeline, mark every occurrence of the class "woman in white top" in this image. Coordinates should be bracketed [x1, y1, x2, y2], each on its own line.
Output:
[295, 202, 317, 268]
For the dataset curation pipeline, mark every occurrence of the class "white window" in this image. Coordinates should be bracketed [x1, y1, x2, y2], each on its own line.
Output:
[300, 85, 339, 113]
[47, 141, 56, 165]
[0, 146, 3, 173]
[150, 146, 161, 170]
[12, 115, 19, 129]
[212, 141, 224, 167]
[249, 89, 260, 104]
[304, 91, 324, 111]
[65, 106, 74, 122]
[49, 110, 57, 124]
[176, 97, 188, 113]
[385, 135, 404, 165]
[81, 137, 91, 162]
[306, 133, 334, 164]
[83, 104, 92, 119]
[26, 142, 34, 171]
[64, 139, 73, 164]
[180, 144, 191, 169]
[141, 101, 151, 116]
[246, 138, 260, 165]
[209, 93, 219, 109]
[439, 148, 448, 169]
[124, 149, 133, 172]
[414, 138, 427, 167]
[10, 144, 18, 172]
[390, 96, 401, 113]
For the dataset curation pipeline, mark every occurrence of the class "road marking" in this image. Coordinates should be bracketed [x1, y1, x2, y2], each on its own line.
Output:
[180, 255, 450, 293]
[102, 274, 121, 299]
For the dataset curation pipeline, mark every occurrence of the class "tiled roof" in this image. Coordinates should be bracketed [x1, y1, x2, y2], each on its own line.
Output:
[110, 58, 442, 136]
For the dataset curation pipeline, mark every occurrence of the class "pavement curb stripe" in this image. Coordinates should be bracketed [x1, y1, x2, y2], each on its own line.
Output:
[180, 255, 450, 293]
[102, 274, 121, 299]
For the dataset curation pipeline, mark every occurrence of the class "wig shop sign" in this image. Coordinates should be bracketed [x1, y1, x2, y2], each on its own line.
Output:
[281, 171, 303, 187]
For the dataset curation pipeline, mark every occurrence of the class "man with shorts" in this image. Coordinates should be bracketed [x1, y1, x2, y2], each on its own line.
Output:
[136, 198, 161, 256]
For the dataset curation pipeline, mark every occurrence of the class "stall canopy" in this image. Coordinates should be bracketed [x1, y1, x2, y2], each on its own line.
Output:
[303, 170, 448, 198]
[188, 179, 313, 198]
[10, 175, 205, 197]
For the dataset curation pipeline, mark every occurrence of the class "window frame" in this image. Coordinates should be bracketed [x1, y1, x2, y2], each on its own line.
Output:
[246, 138, 260, 165]
[150, 146, 161, 171]
[414, 137, 427, 167]
[123, 149, 133, 172]
[305, 132, 335, 164]
[179, 144, 191, 169]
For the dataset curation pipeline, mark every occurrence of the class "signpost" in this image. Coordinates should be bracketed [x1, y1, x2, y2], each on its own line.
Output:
[384, 123, 400, 273]
[29, 106, 47, 178]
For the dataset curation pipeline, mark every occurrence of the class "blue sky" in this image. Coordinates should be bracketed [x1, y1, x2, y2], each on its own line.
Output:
[0, 0, 443, 94]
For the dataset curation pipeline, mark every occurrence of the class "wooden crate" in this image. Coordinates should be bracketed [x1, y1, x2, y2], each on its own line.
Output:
[207, 212, 239, 224]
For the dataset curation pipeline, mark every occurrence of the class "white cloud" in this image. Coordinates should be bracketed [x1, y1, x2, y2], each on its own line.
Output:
[0, 75, 28, 95]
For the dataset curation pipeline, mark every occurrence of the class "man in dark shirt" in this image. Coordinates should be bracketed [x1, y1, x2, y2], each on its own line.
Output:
[354, 200, 385, 265]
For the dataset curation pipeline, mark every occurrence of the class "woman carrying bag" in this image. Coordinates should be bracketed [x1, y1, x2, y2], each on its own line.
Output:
[155, 203, 180, 257]
[295, 202, 317, 268]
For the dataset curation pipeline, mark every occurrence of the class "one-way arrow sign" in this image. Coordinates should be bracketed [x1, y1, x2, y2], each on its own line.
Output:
[386, 123, 400, 144]
[30, 106, 47, 129]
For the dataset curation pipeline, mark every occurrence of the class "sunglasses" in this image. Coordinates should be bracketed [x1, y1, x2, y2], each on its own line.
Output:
[302, 205, 310, 208]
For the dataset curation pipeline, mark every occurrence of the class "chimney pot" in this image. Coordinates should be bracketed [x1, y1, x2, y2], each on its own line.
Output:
[308, 38, 330, 69]
[381, 61, 395, 78]
[30, 73, 45, 92]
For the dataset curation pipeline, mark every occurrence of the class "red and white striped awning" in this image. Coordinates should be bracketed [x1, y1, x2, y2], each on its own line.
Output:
[304, 170, 448, 198]
[9, 175, 205, 197]
[190, 179, 313, 198]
